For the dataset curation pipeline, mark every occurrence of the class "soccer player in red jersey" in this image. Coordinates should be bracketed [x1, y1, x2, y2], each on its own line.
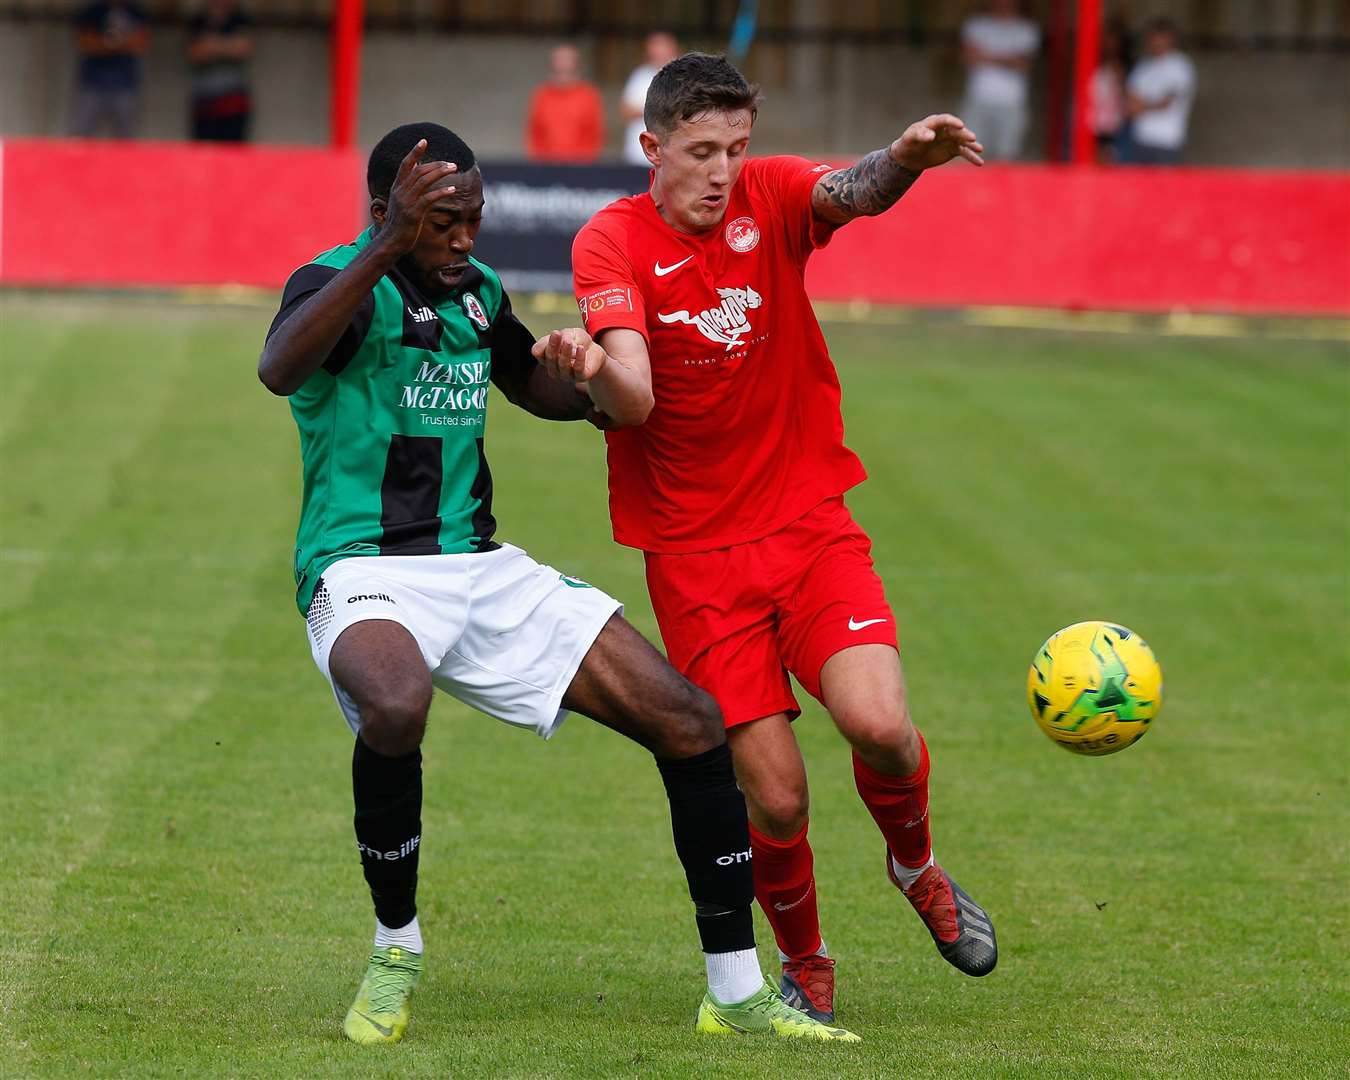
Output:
[536, 52, 997, 1022]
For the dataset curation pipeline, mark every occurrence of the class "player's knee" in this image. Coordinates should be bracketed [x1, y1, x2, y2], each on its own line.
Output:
[358, 684, 432, 756]
[843, 709, 919, 771]
[750, 780, 810, 837]
[652, 681, 725, 759]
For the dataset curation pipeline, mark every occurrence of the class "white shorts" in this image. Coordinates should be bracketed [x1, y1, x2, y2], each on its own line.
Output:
[304, 545, 622, 740]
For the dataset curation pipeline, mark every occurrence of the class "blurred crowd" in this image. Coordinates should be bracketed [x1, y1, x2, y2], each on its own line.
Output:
[523, 30, 679, 164]
[69, 2, 1196, 167]
[960, 0, 1195, 164]
[73, 0, 253, 141]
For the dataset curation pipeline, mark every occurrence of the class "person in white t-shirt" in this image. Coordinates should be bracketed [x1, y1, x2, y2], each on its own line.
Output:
[1124, 18, 1196, 165]
[960, 0, 1040, 161]
[620, 30, 679, 165]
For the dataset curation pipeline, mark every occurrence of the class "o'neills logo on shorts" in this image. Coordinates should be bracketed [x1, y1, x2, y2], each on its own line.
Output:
[358, 835, 421, 861]
[347, 593, 393, 604]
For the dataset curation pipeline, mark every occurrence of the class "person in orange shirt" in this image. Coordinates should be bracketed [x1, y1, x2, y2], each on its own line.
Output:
[526, 44, 605, 163]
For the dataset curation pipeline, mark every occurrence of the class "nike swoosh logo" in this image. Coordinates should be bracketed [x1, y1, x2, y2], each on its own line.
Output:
[654, 255, 694, 277]
[773, 883, 816, 912]
[848, 617, 887, 631]
[355, 1011, 394, 1037]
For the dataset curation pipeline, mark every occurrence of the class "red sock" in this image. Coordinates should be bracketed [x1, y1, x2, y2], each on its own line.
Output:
[748, 820, 823, 961]
[852, 732, 932, 870]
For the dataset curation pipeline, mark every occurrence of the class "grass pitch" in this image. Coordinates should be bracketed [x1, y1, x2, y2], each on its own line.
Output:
[1, 293, 1346, 1079]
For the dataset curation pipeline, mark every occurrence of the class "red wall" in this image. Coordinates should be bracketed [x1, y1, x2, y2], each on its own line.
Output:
[805, 164, 1350, 316]
[2, 139, 1347, 315]
[0, 139, 364, 289]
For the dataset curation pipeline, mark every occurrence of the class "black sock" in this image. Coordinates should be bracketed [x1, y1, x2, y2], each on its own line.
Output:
[656, 743, 756, 955]
[352, 736, 422, 930]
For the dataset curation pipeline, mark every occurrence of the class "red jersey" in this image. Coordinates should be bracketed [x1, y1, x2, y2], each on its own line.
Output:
[572, 155, 867, 554]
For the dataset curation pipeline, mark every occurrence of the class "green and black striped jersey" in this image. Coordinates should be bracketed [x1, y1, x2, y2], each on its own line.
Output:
[268, 228, 539, 614]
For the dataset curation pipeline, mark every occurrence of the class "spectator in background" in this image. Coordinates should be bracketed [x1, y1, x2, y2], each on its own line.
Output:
[1088, 17, 1131, 163]
[526, 44, 605, 162]
[959, 0, 1039, 161]
[620, 31, 679, 165]
[71, 1, 149, 138]
[186, 0, 254, 142]
[1123, 17, 1196, 165]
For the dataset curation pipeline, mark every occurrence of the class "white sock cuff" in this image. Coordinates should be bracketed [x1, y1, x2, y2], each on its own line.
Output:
[891, 851, 936, 891]
[705, 947, 763, 1006]
[375, 914, 424, 954]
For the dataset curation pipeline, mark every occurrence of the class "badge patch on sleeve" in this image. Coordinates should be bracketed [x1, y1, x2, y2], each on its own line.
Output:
[577, 287, 634, 326]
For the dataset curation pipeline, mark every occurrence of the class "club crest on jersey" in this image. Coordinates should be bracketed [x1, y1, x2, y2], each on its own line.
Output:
[658, 285, 762, 351]
[725, 216, 760, 253]
[462, 293, 490, 330]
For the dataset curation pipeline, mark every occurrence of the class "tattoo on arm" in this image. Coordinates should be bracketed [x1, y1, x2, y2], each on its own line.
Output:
[812, 149, 921, 224]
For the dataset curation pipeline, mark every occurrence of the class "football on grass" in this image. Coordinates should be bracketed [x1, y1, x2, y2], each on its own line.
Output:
[1027, 621, 1163, 756]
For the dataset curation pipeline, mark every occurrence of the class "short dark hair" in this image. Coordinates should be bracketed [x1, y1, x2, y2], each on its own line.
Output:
[1145, 16, 1179, 38]
[643, 53, 761, 138]
[367, 122, 476, 199]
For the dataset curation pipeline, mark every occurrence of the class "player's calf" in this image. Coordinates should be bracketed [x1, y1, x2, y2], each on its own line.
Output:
[646, 679, 725, 760]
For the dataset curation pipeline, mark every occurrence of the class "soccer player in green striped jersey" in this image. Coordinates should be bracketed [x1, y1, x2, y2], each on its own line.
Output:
[258, 123, 858, 1046]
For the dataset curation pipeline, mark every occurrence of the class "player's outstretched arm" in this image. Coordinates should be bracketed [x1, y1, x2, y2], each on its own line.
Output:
[532, 326, 654, 428]
[258, 139, 459, 396]
[489, 305, 593, 422]
[811, 114, 984, 226]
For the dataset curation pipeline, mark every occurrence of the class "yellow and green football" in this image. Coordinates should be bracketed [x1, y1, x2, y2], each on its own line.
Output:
[1027, 621, 1163, 756]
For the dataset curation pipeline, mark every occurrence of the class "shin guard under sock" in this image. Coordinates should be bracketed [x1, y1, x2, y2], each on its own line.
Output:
[852, 731, 932, 870]
[352, 736, 422, 929]
[656, 743, 756, 955]
[748, 820, 823, 961]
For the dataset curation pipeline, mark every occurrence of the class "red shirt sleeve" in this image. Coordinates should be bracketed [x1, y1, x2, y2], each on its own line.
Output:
[746, 155, 840, 264]
[571, 212, 648, 341]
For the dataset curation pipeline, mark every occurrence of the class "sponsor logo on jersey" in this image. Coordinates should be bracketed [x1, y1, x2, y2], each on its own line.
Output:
[408, 305, 437, 323]
[724, 216, 760, 253]
[558, 573, 594, 589]
[399, 358, 491, 421]
[577, 286, 634, 326]
[347, 592, 394, 604]
[658, 285, 763, 351]
[811, 162, 833, 173]
[462, 293, 490, 330]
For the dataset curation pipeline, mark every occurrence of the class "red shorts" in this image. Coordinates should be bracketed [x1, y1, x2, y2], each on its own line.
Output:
[644, 496, 898, 728]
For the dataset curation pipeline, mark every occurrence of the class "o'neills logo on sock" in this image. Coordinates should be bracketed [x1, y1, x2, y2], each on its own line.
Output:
[715, 848, 753, 866]
[357, 834, 421, 861]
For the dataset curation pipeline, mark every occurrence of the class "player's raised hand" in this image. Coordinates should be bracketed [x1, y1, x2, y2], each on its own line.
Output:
[532, 328, 607, 384]
[891, 114, 984, 172]
[376, 139, 460, 253]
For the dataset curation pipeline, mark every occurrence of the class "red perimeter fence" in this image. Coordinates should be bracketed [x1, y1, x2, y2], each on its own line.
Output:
[1, 138, 1347, 316]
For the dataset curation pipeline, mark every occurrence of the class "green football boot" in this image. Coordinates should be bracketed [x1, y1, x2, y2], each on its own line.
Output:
[342, 945, 424, 1045]
[695, 982, 861, 1042]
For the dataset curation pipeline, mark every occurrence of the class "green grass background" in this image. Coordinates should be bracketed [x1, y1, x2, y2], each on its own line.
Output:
[1, 293, 1346, 1079]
